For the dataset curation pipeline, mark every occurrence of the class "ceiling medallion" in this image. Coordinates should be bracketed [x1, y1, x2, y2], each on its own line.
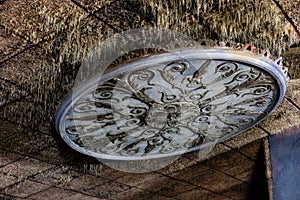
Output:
[56, 49, 287, 161]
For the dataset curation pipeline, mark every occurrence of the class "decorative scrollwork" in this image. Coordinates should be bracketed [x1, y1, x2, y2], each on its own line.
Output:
[64, 57, 279, 158]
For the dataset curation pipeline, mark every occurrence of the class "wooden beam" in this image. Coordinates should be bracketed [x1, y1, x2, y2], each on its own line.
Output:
[268, 125, 300, 200]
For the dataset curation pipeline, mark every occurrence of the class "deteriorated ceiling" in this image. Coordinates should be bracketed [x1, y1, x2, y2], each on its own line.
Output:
[0, 0, 300, 199]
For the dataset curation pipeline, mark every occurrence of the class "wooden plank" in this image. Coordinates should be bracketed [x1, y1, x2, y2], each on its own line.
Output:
[269, 125, 300, 200]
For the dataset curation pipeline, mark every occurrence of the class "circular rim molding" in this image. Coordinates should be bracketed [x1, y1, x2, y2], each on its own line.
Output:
[56, 49, 287, 161]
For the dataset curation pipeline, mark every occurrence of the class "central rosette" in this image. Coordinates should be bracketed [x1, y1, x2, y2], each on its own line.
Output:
[146, 102, 200, 129]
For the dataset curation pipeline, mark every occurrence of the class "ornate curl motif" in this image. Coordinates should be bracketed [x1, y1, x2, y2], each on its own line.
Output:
[64, 58, 278, 158]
